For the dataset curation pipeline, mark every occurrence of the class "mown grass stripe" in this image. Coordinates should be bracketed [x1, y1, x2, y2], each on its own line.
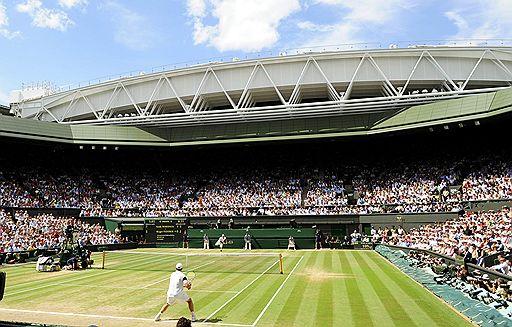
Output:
[101, 252, 186, 272]
[0, 249, 476, 326]
[204, 262, 281, 323]
[227, 268, 286, 323]
[368, 252, 471, 326]
[3, 250, 180, 288]
[331, 251, 350, 327]
[204, 260, 278, 322]
[5, 250, 165, 291]
[198, 256, 274, 293]
[5, 251, 167, 302]
[260, 255, 307, 327]
[295, 251, 326, 327]
[186, 257, 274, 319]
[6, 254, 170, 300]
[3, 266, 73, 285]
[273, 252, 315, 326]
[66, 251, 178, 287]
[251, 255, 304, 326]
[314, 251, 333, 326]
[345, 252, 388, 326]
[0, 265, 41, 279]
[353, 251, 417, 327]
[343, 251, 374, 327]
[9, 254, 263, 320]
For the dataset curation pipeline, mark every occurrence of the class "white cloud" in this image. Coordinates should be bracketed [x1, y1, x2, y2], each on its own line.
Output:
[16, 0, 42, 13]
[32, 8, 73, 30]
[16, 0, 74, 31]
[187, 0, 301, 52]
[298, 0, 416, 49]
[0, 5, 6, 26]
[0, 1, 20, 39]
[187, 0, 206, 18]
[101, 1, 157, 50]
[444, 11, 468, 32]
[58, 0, 88, 9]
[296, 21, 335, 33]
[445, 0, 512, 42]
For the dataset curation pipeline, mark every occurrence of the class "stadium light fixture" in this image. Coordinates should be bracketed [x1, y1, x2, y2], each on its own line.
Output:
[114, 146, 119, 151]
[443, 125, 449, 130]
[79, 145, 83, 150]
[428, 127, 434, 132]
[458, 123, 464, 128]
[474, 120, 480, 126]
[91, 145, 96, 150]
[102, 146, 107, 150]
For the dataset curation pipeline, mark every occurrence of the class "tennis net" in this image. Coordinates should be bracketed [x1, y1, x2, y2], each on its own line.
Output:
[98, 250, 284, 275]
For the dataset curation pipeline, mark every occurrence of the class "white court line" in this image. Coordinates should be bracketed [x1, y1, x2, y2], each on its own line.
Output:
[0, 308, 151, 322]
[251, 256, 304, 326]
[204, 260, 278, 323]
[59, 283, 237, 294]
[143, 261, 216, 289]
[0, 308, 252, 326]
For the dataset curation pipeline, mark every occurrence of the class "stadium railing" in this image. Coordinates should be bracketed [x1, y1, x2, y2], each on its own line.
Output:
[383, 244, 512, 282]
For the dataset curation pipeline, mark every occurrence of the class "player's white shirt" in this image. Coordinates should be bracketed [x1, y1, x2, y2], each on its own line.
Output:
[167, 270, 188, 296]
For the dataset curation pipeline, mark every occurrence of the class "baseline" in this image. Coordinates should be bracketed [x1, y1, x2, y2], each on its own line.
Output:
[0, 308, 252, 327]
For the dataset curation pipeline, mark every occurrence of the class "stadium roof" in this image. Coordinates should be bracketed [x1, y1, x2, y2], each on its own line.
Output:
[3, 46, 512, 146]
[10, 47, 512, 128]
[2, 86, 512, 146]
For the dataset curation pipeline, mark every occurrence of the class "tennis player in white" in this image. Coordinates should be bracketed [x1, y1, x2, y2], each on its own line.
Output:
[154, 263, 196, 322]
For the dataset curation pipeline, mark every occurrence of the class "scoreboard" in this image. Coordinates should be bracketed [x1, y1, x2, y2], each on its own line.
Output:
[145, 218, 187, 243]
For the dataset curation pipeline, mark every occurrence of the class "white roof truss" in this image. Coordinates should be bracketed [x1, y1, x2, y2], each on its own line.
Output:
[289, 56, 342, 105]
[189, 67, 237, 112]
[237, 61, 287, 108]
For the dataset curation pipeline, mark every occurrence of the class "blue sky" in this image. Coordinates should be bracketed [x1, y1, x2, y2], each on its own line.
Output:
[1, 0, 511, 105]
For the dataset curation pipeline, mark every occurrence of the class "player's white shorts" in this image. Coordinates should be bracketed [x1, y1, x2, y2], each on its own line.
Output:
[166, 291, 190, 304]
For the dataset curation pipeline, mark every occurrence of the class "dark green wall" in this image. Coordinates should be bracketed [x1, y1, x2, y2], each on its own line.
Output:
[188, 228, 314, 249]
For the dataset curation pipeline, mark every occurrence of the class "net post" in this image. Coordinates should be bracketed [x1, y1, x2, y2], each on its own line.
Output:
[101, 250, 106, 270]
[279, 253, 283, 274]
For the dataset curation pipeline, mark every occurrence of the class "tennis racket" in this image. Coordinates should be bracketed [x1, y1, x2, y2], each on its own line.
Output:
[186, 271, 196, 282]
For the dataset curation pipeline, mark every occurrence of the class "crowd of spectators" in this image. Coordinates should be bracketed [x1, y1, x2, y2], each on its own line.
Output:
[0, 170, 97, 208]
[382, 208, 512, 276]
[1, 152, 512, 217]
[405, 251, 512, 315]
[353, 162, 462, 205]
[0, 209, 121, 254]
[462, 160, 512, 201]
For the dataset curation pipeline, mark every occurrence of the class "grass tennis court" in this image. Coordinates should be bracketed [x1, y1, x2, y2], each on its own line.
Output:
[0, 249, 472, 327]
